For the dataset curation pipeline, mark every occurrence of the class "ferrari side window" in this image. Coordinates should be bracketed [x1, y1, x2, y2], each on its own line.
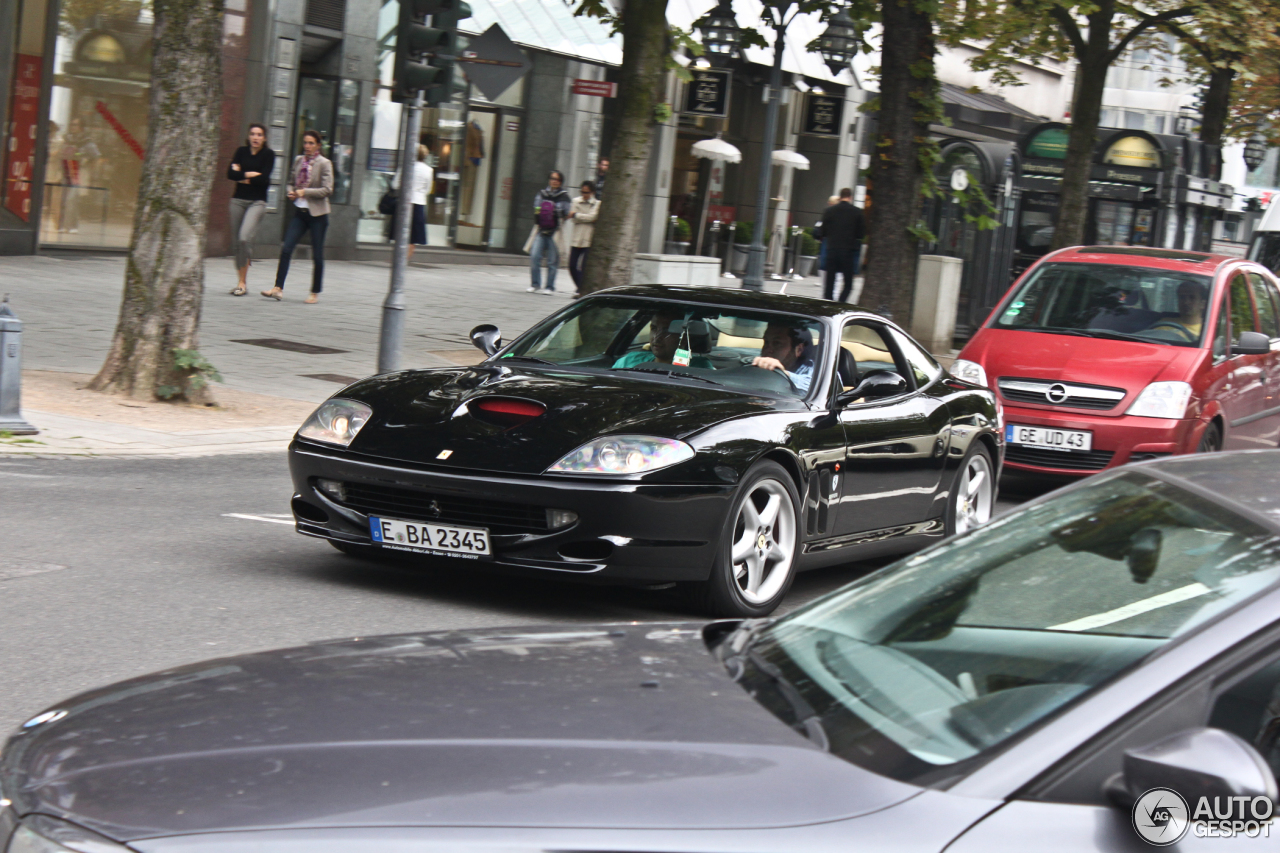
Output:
[1208, 653, 1280, 779]
[887, 328, 941, 388]
[840, 323, 902, 388]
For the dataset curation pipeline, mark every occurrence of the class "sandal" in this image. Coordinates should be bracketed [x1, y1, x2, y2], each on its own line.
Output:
[304, 293, 318, 304]
[260, 287, 283, 301]
[230, 285, 247, 296]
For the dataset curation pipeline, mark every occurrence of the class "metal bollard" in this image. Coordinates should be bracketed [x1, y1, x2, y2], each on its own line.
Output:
[0, 296, 38, 435]
[721, 222, 737, 279]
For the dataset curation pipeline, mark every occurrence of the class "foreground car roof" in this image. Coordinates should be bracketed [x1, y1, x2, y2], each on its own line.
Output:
[595, 285, 873, 320]
[1137, 450, 1280, 529]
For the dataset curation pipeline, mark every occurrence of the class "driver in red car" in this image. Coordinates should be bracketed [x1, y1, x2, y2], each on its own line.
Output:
[1168, 280, 1207, 340]
[752, 324, 814, 392]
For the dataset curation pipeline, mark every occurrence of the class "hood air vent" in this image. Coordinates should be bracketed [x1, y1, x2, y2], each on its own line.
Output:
[471, 397, 546, 429]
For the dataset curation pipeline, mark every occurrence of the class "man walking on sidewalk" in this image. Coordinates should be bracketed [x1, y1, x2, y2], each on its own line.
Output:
[525, 170, 571, 294]
[816, 187, 865, 303]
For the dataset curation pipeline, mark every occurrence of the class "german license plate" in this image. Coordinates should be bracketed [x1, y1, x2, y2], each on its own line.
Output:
[1006, 423, 1093, 452]
[369, 516, 491, 559]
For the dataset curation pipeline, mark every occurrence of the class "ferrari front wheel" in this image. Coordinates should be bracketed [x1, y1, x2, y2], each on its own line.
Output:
[694, 460, 801, 618]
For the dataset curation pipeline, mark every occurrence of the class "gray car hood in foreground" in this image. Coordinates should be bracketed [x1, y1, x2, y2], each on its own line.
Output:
[2, 624, 920, 841]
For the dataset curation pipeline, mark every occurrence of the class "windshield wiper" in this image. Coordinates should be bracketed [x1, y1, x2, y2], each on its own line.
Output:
[500, 355, 557, 365]
[610, 366, 726, 387]
[1037, 328, 1186, 345]
[744, 648, 831, 751]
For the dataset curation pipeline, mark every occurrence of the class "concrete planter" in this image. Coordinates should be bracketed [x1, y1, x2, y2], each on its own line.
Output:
[632, 253, 722, 288]
[729, 244, 750, 274]
[911, 254, 963, 355]
[796, 255, 817, 277]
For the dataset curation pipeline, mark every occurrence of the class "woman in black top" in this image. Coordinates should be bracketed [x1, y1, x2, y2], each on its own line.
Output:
[227, 124, 275, 296]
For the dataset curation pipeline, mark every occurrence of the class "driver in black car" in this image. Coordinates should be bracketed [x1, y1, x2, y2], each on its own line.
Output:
[752, 323, 814, 392]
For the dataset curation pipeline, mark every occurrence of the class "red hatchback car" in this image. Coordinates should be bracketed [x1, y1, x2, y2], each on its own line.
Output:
[954, 246, 1280, 476]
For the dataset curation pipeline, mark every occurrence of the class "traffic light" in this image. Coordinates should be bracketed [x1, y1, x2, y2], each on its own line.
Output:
[393, 0, 471, 103]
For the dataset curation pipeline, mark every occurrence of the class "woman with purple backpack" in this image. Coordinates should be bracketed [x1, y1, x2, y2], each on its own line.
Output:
[523, 170, 571, 294]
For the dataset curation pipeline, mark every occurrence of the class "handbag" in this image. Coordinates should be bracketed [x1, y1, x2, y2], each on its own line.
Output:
[378, 188, 398, 216]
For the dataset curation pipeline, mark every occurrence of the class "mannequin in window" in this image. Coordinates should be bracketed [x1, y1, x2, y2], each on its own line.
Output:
[460, 119, 486, 220]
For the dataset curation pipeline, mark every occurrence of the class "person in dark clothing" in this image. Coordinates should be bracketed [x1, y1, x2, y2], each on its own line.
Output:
[816, 187, 865, 302]
[226, 124, 276, 296]
[595, 157, 609, 200]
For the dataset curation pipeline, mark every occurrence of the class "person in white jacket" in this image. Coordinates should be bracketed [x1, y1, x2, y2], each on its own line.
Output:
[393, 145, 434, 261]
[567, 180, 600, 295]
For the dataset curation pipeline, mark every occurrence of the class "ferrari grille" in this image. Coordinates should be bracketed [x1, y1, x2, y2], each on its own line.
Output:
[337, 482, 549, 534]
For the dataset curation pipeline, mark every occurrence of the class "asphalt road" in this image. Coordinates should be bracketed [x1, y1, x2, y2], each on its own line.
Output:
[0, 453, 1040, 733]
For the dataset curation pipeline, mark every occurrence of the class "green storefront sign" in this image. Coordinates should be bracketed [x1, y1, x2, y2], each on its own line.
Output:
[1025, 126, 1069, 160]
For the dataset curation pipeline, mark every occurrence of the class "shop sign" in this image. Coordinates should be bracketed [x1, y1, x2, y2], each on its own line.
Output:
[708, 204, 736, 223]
[1025, 126, 1069, 159]
[3, 54, 41, 221]
[1103, 135, 1160, 168]
[802, 93, 844, 137]
[682, 69, 730, 118]
[572, 79, 617, 98]
[1023, 160, 1065, 177]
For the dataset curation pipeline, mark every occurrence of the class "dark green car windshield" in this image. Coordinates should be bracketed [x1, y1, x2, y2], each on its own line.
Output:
[500, 296, 825, 400]
[730, 471, 1280, 785]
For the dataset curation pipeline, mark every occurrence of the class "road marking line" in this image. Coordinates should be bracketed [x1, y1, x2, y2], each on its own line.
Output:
[1049, 583, 1211, 632]
[222, 513, 294, 526]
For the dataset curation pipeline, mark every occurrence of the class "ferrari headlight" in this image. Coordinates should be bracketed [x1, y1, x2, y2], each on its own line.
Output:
[297, 399, 372, 447]
[547, 436, 694, 475]
[7, 815, 133, 852]
[1125, 381, 1192, 419]
[950, 359, 988, 387]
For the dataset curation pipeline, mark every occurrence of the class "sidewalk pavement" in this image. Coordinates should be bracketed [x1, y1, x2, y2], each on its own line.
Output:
[0, 251, 843, 457]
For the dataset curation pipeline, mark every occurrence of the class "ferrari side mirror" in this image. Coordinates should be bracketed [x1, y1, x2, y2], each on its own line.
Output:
[1103, 727, 1278, 809]
[1232, 331, 1271, 356]
[471, 324, 502, 356]
[838, 370, 907, 406]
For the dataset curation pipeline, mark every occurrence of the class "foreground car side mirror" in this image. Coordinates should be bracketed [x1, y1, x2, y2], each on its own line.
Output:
[471, 324, 502, 356]
[838, 370, 907, 406]
[1103, 727, 1278, 808]
[1232, 331, 1272, 356]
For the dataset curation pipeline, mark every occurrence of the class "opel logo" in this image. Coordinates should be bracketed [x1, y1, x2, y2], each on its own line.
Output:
[427, 500, 442, 517]
[1046, 383, 1069, 404]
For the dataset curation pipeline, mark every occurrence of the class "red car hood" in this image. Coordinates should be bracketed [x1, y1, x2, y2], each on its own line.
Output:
[960, 329, 1201, 410]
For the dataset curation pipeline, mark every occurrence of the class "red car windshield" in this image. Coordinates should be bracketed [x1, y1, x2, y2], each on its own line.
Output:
[993, 262, 1213, 347]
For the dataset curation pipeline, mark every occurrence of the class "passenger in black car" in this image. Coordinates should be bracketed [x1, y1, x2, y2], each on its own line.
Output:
[613, 309, 713, 369]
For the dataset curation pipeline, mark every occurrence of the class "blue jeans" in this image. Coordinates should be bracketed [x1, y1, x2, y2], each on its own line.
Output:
[530, 232, 559, 291]
[276, 208, 329, 293]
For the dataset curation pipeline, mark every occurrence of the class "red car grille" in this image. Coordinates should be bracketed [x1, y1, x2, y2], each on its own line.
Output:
[1005, 446, 1116, 471]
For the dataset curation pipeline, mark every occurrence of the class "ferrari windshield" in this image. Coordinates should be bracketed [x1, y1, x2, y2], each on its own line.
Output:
[500, 297, 825, 400]
[731, 471, 1280, 785]
[993, 262, 1213, 347]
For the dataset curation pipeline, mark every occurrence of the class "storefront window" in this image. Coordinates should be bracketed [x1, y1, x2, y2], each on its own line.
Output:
[41, 0, 152, 247]
[3, 0, 48, 222]
[427, 101, 465, 245]
[488, 114, 519, 250]
[455, 108, 495, 248]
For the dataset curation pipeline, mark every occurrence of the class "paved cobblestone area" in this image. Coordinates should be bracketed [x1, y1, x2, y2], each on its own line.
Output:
[2, 253, 832, 404]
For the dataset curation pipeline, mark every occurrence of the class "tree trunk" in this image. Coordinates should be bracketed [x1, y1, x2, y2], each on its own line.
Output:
[89, 0, 225, 401]
[1050, 7, 1112, 250]
[860, 0, 937, 322]
[1199, 63, 1235, 147]
[578, 0, 668, 295]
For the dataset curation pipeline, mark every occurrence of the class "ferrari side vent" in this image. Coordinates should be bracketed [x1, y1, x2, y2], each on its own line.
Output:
[471, 397, 546, 429]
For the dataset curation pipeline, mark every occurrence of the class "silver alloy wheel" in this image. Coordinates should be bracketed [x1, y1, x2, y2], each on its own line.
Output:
[953, 452, 994, 535]
[729, 478, 797, 604]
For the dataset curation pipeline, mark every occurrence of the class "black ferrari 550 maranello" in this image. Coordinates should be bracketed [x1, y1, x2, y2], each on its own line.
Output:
[288, 285, 1003, 615]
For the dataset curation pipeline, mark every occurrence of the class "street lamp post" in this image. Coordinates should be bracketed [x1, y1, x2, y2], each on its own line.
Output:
[698, 1, 858, 291]
[1244, 132, 1268, 173]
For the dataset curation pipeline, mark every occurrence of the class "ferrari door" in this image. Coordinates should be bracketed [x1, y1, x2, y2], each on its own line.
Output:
[834, 322, 951, 536]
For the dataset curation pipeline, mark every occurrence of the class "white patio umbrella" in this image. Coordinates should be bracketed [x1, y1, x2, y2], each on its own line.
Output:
[771, 149, 811, 170]
[690, 133, 743, 255]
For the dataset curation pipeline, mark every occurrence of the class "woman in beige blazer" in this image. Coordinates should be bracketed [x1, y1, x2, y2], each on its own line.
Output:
[263, 129, 334, 303]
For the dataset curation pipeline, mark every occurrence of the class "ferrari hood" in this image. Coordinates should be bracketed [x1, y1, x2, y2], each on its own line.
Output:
[1, 625, 916, 840]
[335, 366, 797, 473]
